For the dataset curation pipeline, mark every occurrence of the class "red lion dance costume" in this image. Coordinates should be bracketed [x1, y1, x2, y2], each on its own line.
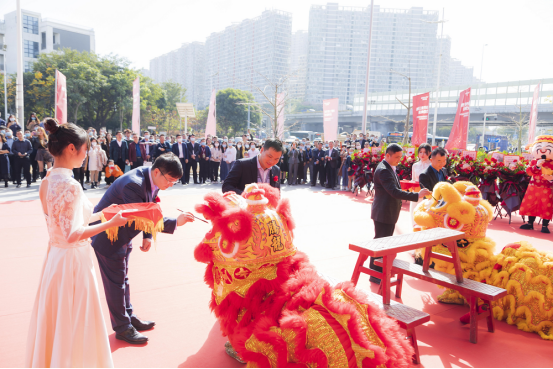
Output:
[520, 135, 553, 233]
[194, 183, 413, 367]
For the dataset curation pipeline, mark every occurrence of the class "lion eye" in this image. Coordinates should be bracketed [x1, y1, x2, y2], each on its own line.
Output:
[434, 200, 446, 209]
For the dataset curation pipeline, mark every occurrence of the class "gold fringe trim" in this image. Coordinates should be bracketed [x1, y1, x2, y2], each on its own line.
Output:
[100, 213, 164, 243]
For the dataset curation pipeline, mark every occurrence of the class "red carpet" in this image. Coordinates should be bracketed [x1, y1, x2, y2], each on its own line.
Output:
[0, 189, 551, 367]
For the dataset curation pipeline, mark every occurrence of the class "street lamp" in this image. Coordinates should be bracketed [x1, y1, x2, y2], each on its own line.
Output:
[423, 9, 447, 146]
[390, 69, 411, 144]
[480, 44, 488, 147]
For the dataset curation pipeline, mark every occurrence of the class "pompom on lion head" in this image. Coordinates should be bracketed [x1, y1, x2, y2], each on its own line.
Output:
[413, 181, 494, 238]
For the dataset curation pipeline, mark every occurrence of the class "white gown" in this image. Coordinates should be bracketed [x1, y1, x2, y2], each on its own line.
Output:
[410, 160, 431, 227]
[25, 168, 113, 368]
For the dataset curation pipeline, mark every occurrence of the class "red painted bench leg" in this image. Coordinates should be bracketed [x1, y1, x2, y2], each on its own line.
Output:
[395, 273, 404, 299]
[484, 299, 495, 333]
[406, 327, 420, 364]
[422, 246, 432, 273]
[446, 240, 464, 283]
[382, 253, 396, 305]
[351, 254, 368, 286]
[469, 295, 478, 344]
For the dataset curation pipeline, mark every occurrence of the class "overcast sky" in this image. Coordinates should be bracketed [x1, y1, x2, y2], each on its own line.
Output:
[2, 0, 552, 83]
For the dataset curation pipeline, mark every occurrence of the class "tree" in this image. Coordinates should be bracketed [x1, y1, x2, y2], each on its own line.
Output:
[161, 81, 186, 107]
[216, 88, 260, 137]
[64, 62, 107, 125]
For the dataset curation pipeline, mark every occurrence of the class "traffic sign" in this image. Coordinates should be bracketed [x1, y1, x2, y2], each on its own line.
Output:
[488, 138, 500, 143]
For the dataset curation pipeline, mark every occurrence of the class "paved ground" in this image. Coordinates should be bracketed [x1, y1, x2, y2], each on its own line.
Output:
[0, 178, 551, 368]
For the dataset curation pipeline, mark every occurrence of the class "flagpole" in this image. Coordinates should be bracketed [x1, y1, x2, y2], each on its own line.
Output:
[54, 70, 57, 120]
[361, 0, 375, 134]
[16, 0, 24, 124]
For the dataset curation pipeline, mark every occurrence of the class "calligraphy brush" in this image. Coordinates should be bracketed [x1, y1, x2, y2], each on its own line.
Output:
[419, 183, 438, 202]
[177, 209, 208, 223]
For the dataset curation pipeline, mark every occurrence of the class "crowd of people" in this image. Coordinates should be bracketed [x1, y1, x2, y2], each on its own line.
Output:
[0, 115, 391, 192]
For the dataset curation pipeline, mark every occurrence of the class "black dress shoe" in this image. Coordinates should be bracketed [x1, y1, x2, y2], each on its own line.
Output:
[26, 184, 31, 188]
[131, 316, 155, 331]
[16, 184, 21, 188]
[115, 327, 148, 344]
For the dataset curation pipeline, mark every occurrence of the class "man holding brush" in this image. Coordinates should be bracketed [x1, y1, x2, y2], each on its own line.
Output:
[368, 144, 431, 283]
[91, 153, 195, 344]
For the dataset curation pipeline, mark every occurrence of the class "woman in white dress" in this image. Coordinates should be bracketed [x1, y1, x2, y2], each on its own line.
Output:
[410, 143, 432, 227]
[25, 118, 129, 368]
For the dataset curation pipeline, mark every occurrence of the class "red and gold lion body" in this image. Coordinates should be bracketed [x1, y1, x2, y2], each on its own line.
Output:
[194, 184, 413, 367]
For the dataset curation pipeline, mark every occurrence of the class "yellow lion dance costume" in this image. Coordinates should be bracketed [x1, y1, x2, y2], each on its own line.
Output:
[414, 181, 553, 340]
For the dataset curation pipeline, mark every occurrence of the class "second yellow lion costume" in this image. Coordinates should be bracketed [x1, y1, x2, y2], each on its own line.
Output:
[414, 182, 553, 340]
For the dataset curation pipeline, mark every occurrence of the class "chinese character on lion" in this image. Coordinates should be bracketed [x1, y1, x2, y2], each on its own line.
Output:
[414, 181, 553, 340]
[519, 135, 553, 233]
[194, 183, 414, 367]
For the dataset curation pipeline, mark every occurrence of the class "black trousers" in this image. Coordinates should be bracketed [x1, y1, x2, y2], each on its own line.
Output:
[9, 155, 16, 183]
[131, 157, 144, 170]
[15, 156, 31, 185]
[95, 247, 136, 334]
[186, 158, 198, 183]
[115, 158, 126, 173]
[325, 164, 336, 188]
[312, 164, 322, 185]
[72, 167, 85, 188]
[31, 156, 39, 181]
[178, 158, 187, 183]
[211, 161, 220, 181]
[369, 221, 396, 283]
[199, 159, 209, 182]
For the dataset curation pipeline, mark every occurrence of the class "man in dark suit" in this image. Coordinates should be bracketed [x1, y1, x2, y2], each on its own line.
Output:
[324, 141, 340, 189]
[91, 153, 195, 344]
[109, 131, 129, 172]
[140, 131, 154, 163]
[311, 142, 326, 186]
[198, 137, 211, 184]
[418, 147, 449, 192]
[172, 134, 188, 184]
[186, 134, 200, 184]
[153, 133, 171, 161]
[223, 138, 282, 195]
[368, 143, 430, 283]
[128, 133, 146, 169]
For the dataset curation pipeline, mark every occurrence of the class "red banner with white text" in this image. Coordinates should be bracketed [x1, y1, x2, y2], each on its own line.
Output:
[445, 88, 471, 150]
[411, 92, 430, 146]
[132, 77, 140, 134]
[528, 83, 540, 145]
[55, 70, 67, 124]
[323, 98, 339, 142]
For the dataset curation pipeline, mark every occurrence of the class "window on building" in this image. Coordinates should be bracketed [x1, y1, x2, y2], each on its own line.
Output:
[23, 15, 39, 35]
[41, 32, 46, 49]
[24, 60, 33, 72]
[24, 40, 39, 58]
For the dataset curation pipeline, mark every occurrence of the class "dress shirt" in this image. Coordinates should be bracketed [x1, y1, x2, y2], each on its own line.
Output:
[148, 167, 159, 199]
[136, 144, 142, 158]
[256, 156, 270, 183]
[11, 138, 33, 156]
[431, 165, 445, 182]
[116, 139, 122, 147]
[178, 143, 184, 158]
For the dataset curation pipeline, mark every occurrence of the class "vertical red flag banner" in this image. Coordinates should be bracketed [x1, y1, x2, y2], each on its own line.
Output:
[55, 70, 67, 124]
[445, 88, 471, 150]
[528, 83, 540, 145]
[411, 92, 430, 146]
[205, 89, 216, 137]
[132, 77, 140, 134]
[276, 92, 285, 139]
[323, 98, 339, 142]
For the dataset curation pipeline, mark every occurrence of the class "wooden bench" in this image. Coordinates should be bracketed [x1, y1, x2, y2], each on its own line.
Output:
[374, 258, 507, 344]
[319, 273, 429, 364]
[350, 228, 466, 304]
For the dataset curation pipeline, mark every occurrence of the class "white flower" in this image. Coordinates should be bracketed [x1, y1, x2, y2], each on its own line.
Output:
[509, 163, 517, 170]
[407, 157, 413, 163]
[462, 163, 472, 170]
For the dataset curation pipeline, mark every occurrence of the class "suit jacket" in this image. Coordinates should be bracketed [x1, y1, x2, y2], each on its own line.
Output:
[418, 165, 449, 192]
[288, 149, 299, 164]
[186, 142, 200, 161]
[312, 148, 325, 166]
[198, 145, 211, 161]
[140, 140, 155, 160]
[109, 139, 128, 162]
[325, 148, 340, 168]
[172, 142, 189, 160]
[154, 141, 172, 159]
[371, 160, 419, 224]
[91, 167, 177, 257]
[222, 156, 281, 195]
[128, 141, 146, 163]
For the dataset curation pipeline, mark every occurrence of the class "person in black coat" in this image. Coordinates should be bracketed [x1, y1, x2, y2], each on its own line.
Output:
[198, 138, 211, 184]
[418, 147, 449, 192]
[172, 134, 188, 184]
[324, 142, 340, 189]
[311, 142, 326, 186]
[368, 144, 430, 283]
[222, 138, 282, 195]
[185, 134, 200, 184]
[109, 131, 129, 171]
[154, 134, 172, 161]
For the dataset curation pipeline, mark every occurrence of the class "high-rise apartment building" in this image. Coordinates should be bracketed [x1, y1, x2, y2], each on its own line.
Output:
[289, 30, 308, 100]
[0, 9, 95, 74]
[448, 58, 478, 86]
[149, 42, 206, 109]
[204, 10, 292, 105]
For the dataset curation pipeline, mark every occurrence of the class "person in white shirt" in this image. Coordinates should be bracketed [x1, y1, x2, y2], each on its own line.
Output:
[220, 143, 236, 182]
[247, 142, 260, 159]
[210, 141, 222, 182]
[410, 143, 432, 226]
